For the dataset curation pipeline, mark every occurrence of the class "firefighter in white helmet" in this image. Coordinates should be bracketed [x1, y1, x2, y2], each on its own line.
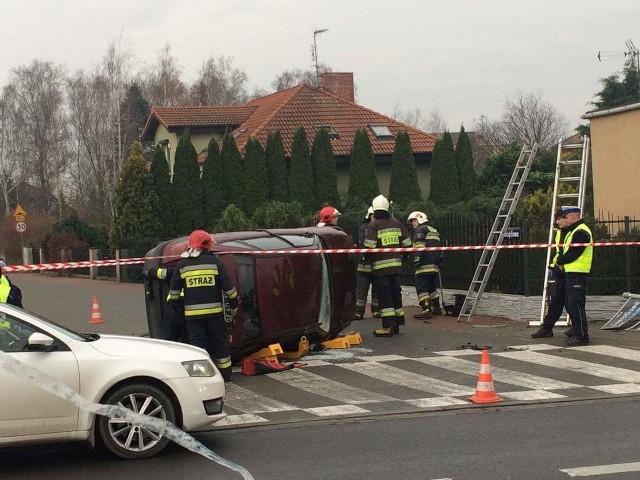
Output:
[364, 195, 412, 337]
[355, 206, 379, 319]
[407, 211, 442, 318]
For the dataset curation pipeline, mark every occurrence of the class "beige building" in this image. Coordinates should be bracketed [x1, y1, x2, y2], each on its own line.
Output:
[583, 102, 640, 219]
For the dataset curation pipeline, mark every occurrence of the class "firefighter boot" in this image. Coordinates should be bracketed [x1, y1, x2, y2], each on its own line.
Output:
[431, 298, 442, 316]
[373, 326, 394, 337]
[414, 300, 433, 319]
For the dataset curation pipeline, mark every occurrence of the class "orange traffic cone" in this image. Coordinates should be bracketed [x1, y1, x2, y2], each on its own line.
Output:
[468, 349, 502, 404]
[88, 295, 105, 325]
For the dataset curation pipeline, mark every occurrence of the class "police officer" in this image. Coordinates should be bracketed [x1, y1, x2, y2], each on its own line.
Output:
[0, 260, 22, 307]
[168, 230, 240, 381]
[407, 211, 442, 318]
[531, 206, 593, 346]
[355, 206, 379, 319]
[365, 195, 412, 337]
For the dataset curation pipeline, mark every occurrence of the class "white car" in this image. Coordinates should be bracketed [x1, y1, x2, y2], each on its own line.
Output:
[0, 303, 226, 459]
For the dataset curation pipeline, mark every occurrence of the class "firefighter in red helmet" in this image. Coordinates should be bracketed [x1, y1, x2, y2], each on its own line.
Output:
[168, 230, 240, 381]
[317, 206, 341, 227]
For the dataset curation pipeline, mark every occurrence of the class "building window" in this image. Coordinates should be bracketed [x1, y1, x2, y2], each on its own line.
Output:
[369, 124, 394, 138]
[233, 129, 247, 139]
[314, 125, 339, 139]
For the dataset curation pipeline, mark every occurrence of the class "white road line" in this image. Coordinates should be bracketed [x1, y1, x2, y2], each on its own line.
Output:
[414, 355, 580, 390]
[494, 350, 640, 382]
[268, 368, 394, 404]
[337, 361, 474, 396]
[571, 345, 640, 362]
[303, 405, 371, 416]
[560, 461, 640, 477]
[224, 383, 298, 413]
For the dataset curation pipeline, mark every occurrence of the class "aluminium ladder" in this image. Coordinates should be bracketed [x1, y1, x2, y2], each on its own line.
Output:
[458, 143, 539, 322]
[529, 135, 590, 327]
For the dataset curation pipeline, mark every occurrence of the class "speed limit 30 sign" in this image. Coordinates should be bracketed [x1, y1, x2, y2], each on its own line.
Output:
[15, 221, 26, 233]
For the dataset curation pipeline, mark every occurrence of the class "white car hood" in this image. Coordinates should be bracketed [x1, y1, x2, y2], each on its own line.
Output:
[87, 334, 208, 360]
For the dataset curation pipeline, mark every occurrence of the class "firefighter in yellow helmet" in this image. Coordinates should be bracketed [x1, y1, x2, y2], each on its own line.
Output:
[407, 211, 442, 318]
[168, 230, 240, 381]
[364, 195, 412, 337]
[355, 206, 379, 319]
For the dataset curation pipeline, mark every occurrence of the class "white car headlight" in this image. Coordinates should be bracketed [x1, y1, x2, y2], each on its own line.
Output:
[182, 360, 216, 377]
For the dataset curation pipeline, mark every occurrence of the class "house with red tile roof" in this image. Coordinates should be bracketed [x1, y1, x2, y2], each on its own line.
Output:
[141, 73, 437, 199]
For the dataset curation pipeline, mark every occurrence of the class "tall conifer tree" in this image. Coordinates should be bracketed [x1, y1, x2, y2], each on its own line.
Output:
[346, 129, 379, 209]
[202, 137, 225, 230]
[455, 126, 476, 201]
[149, 144, 174, 239]
[389, 131, 421, 208]
[110, 141, 159, 249]
[311, 128, 340, 208]
[288, 126, 315, 211]
[264, 130, 288, 202]
[429, 131, 459, 206]
[243, 137, 268, 215]
[220, 132, 245, 212]
[172, 131, 202, 233]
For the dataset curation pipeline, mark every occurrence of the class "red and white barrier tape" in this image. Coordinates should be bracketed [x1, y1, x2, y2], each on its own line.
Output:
[3, 241, 639, 273]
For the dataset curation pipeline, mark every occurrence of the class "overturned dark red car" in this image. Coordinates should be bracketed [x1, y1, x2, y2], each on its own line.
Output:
[144, 227, 357, 360]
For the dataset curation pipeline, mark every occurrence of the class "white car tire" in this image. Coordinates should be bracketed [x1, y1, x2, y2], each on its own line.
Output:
[97, 383, 177, 459]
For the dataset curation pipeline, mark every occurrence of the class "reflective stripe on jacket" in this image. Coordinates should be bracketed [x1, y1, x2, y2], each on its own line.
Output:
[364, 217, 411, 276]
[0, 276, 10, 303]
[168, 252, 239, 318]
[412, 224, 441, 275]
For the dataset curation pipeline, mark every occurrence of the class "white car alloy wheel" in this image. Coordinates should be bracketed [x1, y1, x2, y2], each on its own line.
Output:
[97, 383, 177, 460]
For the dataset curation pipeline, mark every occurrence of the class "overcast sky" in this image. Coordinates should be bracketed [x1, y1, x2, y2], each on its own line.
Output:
[1, 0, 638, 132]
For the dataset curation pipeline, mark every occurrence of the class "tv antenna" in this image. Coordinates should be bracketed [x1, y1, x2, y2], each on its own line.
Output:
[598, 39, 640, 97]
[311, 28, 329, 78]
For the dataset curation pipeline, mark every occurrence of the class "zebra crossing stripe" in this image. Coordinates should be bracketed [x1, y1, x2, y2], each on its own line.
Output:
[216, 414, 268, 426]
[571, 345, 640, 362]
[338, 360, 474, 396]
[499, 390, 567, 401]
[405, 397, 469, 408]
[433, 344, 559, 357]
[304, 405, 371, 416]
[415, 355, 580, 390]
[494, 350, 640, 382]
[588, 383, 640, 394]
[224, 383, 298, 413]
[268, 368, 394, 404]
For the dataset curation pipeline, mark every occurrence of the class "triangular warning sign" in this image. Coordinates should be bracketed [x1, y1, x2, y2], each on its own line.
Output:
[14, 204, 26, 217]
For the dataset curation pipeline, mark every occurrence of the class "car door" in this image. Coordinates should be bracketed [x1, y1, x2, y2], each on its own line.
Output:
[0, 314, 80, 438]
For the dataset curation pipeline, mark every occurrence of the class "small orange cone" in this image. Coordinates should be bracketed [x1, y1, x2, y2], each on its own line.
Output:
[88, 295, 105, 325]
[469, 349, 502, 404]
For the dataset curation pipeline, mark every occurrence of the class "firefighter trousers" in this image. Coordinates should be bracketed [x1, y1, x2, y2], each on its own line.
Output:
[185, 315, 232, 381]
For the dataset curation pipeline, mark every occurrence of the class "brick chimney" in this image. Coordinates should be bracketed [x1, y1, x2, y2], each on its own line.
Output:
[321, 72, 355, 103]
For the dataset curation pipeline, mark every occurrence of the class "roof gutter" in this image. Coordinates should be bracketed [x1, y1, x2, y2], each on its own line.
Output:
[582, 102, 640, 119]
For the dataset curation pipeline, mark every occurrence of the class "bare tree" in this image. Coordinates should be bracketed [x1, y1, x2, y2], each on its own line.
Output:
[142, 45, 189, 106]
[475, 91, 568, 158]
[189, 55, 248, 105]
[4, 60, 68, 213]
[424, 109, 448, 135]
[390, 105, 447, 133]
[271, 64, 331, 91]
[0, 95, 25, 216]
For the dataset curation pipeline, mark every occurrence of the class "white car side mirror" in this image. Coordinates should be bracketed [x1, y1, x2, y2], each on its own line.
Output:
[28, 332, 54, 352]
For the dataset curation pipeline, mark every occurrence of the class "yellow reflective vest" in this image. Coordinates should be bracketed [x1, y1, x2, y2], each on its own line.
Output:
[551, 223, 593, 273]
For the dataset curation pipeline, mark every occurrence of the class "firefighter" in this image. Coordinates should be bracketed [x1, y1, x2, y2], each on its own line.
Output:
[168, 230, 240, 381]
[365, 195, 412, 337]
[145, 266, 188, 343]
[355, 206, 379, 319]
[407, 211, 442, 318]
[317, 206, 341, 227]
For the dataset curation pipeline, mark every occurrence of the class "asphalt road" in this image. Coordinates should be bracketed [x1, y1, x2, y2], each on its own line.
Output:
[2, 398, 640, 480]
